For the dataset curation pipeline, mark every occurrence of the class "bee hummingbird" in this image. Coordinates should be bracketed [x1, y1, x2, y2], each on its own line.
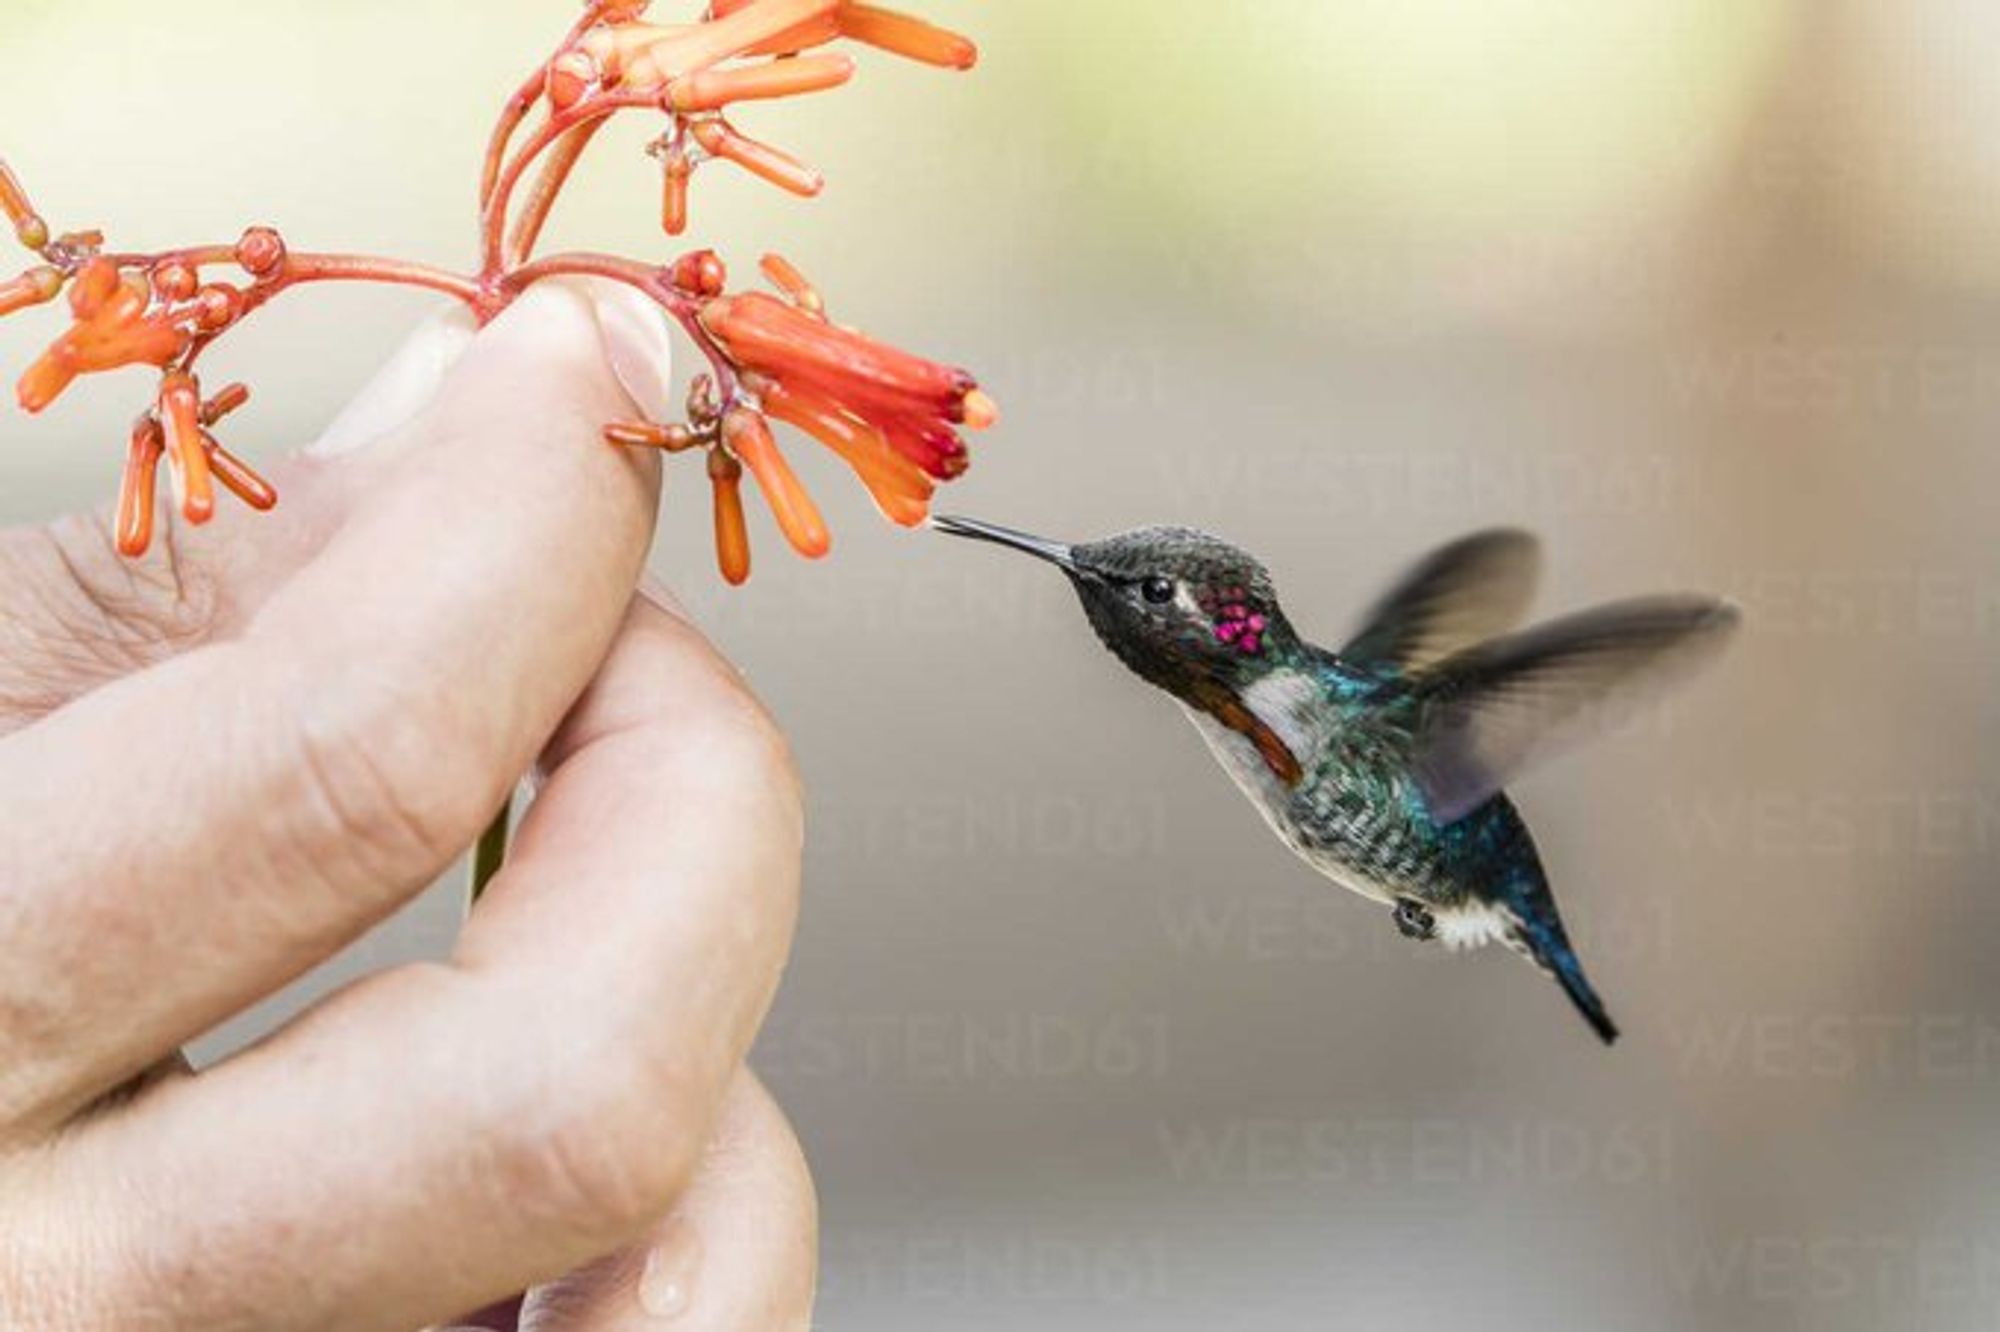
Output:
[933, 517, 1739, 1044]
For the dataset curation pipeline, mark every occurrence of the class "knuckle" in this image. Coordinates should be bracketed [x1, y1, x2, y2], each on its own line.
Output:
[672, 685, 805, 846]
[281, 674, 499, 885]
[495, 1042, 708, 1241]
[0, 514, 221, 721]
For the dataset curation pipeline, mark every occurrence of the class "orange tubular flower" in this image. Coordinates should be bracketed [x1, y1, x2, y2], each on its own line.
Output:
[603, 250, 994, 581]
[709, 0, 979, 68]
[708, 449, 753, 585]
[0, 267, 61, 319]
[113, 375, 276, 557]
[157, 372, 215, 525]
[17, 260, 191, 413]
[0, 159, 49, 251]
[666, 52, 855, 114]
[6, 1, 991, 583]
[723, 405, 830, 558]
[701, 285, 996, 480]
[562, 0, 976, 238]
[759, 378, 933, 527]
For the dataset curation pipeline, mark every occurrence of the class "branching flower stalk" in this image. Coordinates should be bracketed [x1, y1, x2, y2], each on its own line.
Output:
[0, 0, 997, 897]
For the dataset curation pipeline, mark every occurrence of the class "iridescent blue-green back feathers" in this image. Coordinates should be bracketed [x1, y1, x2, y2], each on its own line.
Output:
[934, 517, 1739, 1046]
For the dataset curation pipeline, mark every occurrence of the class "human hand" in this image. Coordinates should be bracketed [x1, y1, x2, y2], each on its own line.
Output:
[0, 282, 816, 1331]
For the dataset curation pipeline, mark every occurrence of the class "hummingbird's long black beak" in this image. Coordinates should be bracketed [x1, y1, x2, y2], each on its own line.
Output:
[931, 515, 1077, 571]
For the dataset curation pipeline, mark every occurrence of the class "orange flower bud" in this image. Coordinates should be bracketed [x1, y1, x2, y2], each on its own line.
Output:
[758, 252, 824, 318]
[195, 283, 243, 333]
[151, 260, 198, 303]
[205, 437, 278, 512]
[688, 119, 822, 197]
[20, 261, 190, 412]
[661, 150, 693, 236]
[638, 0, 836, 86]
[724, 406, 829, 559]
[667, 52, 854, 112]
[157, 373, 214, 524]
[546, 49, 601, 110]
[708, 448, 752, 585]
[67, 259, 122, 319]
[0, 266, 62, 319]
[201, 381, 251, 425]
[604, 419, 700, 451]
[839, 3, 978, 69]
[116, 416, 165, 558]
[702, 292, 970, 413]
[961, 388, 999, 431]
[0, 159, 47, 252]
[235, 226, 286, 278]
[669, 249, 728, 298]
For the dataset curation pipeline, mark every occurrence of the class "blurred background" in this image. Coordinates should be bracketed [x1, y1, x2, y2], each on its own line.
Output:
[4, 2, 1999, 1328]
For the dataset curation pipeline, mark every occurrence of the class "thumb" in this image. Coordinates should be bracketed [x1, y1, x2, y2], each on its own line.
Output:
[308, 278, 677, 461]
[200, 276, 676, 615]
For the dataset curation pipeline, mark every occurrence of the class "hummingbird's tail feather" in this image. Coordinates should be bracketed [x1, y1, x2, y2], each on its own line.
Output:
[1546, 948, 1620, 1046]
[1506, 898, 1620, 1045]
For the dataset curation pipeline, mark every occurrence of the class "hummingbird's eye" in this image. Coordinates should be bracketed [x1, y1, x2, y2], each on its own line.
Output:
[1141, 575, 1176, 605]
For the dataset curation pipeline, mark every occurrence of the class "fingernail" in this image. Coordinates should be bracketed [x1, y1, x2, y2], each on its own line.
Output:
[306, 307, 479, 458]
[584, 278, 677, 425]
[637, 1216, 703, 1320]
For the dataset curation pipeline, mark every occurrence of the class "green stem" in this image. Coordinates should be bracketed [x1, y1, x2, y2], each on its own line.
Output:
[471, 797, 513, 907]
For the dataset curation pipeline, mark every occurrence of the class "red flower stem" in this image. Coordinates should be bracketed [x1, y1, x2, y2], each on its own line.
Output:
[480, 4, 609, 209]
[276, 253, 485, 306]
[176, 252, 487, 374]
[481, 91, 656, 277]
[480, 90, 542, 214]
[506, 119, 608, 268]
[505, 250, 742, 400]
[97, 245, 239, 272]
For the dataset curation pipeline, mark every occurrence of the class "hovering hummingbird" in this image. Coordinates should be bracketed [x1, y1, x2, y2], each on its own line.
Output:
[932, 517, 1739, 1044]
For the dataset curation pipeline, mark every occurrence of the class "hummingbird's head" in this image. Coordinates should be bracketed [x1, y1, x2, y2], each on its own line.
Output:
[933, 517, 1296, 700]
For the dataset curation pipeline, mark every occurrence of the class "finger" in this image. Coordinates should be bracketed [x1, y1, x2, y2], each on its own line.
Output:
[0, 280, 668, 1132]
[517, 1071, 818, 1332]
[1, 277, 676, 733]
[0, 305, 477, 734]
[16, 595, 803, 1332]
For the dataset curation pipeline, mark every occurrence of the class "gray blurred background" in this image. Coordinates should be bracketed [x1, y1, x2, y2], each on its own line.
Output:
[5, 2, 1999, 1328]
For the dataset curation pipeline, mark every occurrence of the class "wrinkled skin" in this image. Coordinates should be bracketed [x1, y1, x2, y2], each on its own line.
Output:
[0, 282, 817, 1332]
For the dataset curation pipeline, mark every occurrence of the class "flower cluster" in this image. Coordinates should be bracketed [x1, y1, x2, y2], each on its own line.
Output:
[603, 251, 994, 582]
[0, 1, 991, 580]
[549, 0, 975, 238]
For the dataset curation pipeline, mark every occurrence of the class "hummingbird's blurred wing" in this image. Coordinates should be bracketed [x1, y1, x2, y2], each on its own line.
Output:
[1409, 596, 1740, 823]
[1341, 529, 1542, 675]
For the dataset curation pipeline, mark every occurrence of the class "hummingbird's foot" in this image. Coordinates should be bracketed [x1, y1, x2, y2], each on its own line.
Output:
[1393, 898, 1437, 942]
